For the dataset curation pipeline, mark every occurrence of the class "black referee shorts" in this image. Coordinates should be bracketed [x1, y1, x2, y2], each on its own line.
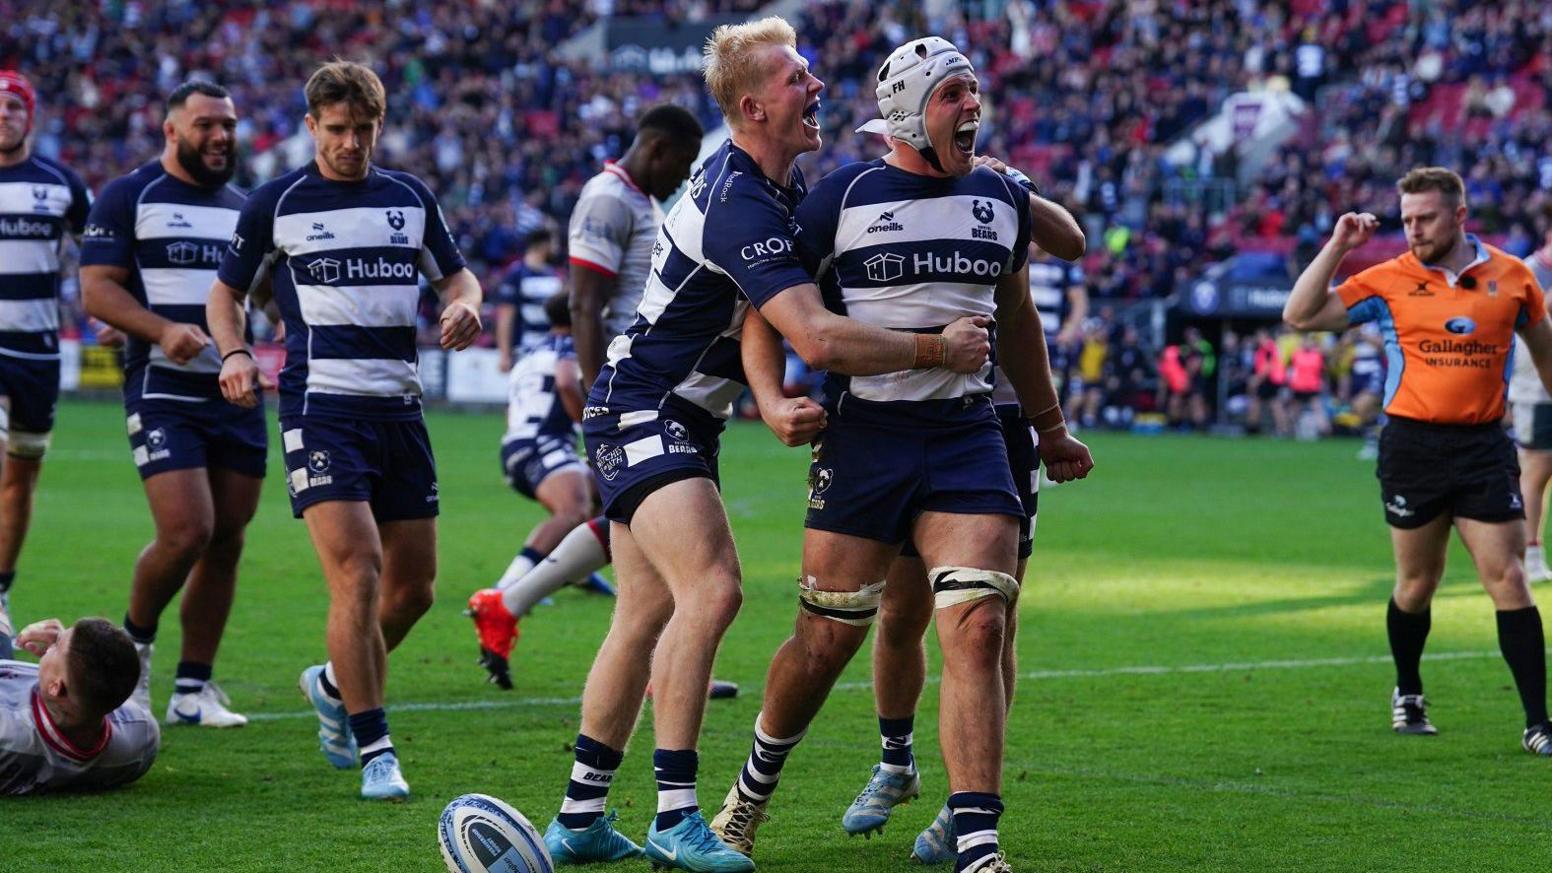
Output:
[1376, 416, 1523, 529]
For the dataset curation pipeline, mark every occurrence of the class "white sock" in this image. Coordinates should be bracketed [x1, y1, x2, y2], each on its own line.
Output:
[495, 553, 540, 592]
[502, 522, 610, 616]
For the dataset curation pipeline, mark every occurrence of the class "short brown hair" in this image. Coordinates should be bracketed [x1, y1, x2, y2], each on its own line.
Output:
[1397, 166, 1465, 207]
[304, 60, 386, 121]
[702, 16, 797, 124]
[65, 618, 139, 716]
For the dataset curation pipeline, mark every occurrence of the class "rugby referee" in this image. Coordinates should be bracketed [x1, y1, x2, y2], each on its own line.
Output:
[1285, 166, 1552, 756]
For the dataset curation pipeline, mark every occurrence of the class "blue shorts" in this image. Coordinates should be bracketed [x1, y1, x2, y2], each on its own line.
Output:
[126, 399, 268, 481]
[899, 404, 1038, 560]
[502, 434, 586, 499]
[0, 355, 59, 439]
[584, 400, 723, 524]
[279, 416, 438, 521]
[805, 395, 1022, 546]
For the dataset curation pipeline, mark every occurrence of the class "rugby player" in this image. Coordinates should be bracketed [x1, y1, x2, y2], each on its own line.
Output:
[1513, 217, 1552, 582]
[466, 105, 705, 682]
[209, 61, 482, 800]
[0, 615, 157, 795]
[81, 80, 260, 729]
[711, 38, 1092, 873]
[1284, 166, 1552, 753]
[0, 72, 91, 616]
[494, 229, 562, 372]
[539, 18, 990, 871]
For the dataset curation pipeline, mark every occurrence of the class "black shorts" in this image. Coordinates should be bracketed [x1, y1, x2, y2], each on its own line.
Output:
[1377, 416, 1523, 529]
[1254, 380, 1280, 401]
[899, 404, 1037, 561]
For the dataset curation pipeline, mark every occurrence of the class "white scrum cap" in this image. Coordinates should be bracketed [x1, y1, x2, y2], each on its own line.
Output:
[855, 36, 974, 159]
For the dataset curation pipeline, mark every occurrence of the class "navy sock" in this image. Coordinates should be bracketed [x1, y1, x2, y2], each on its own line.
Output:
[557, 734, 623, 829]
[653, 748, 699, 831]
[0, 570, 15, 593]
[122, 613, 157, 645]
[735, 714, 805, 804]
[348, 708, 394, 766]
[948, 791, 1004, 872]
[174, 661, 212, 696]
[520, 545, 544, 565]
[318, 665, 343, 701]
[1387, 598, 1429, 696]
[879, 714, 915, 770]
[1497, 606, 1549, 727]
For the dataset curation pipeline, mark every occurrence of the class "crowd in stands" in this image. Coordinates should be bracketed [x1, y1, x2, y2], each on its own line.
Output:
[3, 0, 1549, 433]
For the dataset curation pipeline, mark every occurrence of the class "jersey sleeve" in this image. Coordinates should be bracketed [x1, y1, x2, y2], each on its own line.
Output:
[216, 185, 278, 294]
[701, 176, 813, 308]
[1335, 264, 1389, 326]
[393, 174, 465, 282]
[1520, 263, 1548, 327]
[1006, 175, 1033, 274]
[79, 177, 138, 268]
[567, 188, 632, 277]
[791, 167, 852, 278]
[64, 166, 92, 235]
[492, 266, 520, 307]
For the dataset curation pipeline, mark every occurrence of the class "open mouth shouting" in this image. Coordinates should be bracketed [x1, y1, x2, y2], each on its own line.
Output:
[953, 120, 978, 157]
[802, 99, 821, 131]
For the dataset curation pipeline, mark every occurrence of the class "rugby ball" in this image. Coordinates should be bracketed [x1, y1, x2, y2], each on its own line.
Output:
[439, 793, 554, 873]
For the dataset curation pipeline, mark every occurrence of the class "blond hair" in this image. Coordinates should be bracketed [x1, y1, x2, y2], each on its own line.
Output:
[305, 60, 387, 121]
[703, 16, 797, 124]
[1397, 166, 1465, 207]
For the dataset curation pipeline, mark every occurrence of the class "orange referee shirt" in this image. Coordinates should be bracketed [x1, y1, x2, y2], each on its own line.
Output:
[1336, 235, 1547, 425]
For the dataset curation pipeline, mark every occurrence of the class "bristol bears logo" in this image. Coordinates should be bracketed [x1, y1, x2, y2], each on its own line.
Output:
[308, 257, 341, 284]
[971, 199, 995, 224]
[594, 443, 625, 481]
[664, 419, 689, 442]
[386, 209, 409, 245]
[807, 466, 833, 511]
[308, 450, 331, 474]
[865, 252, 904, 283]
[146, 429, 167, 450]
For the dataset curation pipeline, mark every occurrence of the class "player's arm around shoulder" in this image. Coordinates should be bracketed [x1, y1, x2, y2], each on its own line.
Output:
[1285, 212, 1377, 333]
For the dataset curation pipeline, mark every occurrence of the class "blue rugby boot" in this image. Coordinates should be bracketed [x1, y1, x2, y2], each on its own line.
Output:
[911, 804, 955, 865]
[842, 764, 921, 836]
[359, 752, 409, 801]
[574, 573, 616, 596]
[543, 811, 643, 863]
[299, 665, 356, 768]
[644, 811, 755, 872]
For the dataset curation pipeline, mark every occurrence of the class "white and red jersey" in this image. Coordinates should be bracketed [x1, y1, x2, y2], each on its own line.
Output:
[566, 162, 663, 340]
[0, 660, 159, 795]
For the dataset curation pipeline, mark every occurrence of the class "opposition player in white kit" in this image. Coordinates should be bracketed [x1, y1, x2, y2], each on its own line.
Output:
[0, 615, 158, 794]
[1515, 224, 1552, 582]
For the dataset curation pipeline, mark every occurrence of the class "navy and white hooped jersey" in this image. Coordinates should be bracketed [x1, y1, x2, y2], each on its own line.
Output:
[81, 162, 246, 403]
[567, 162, 664, 339]
[503, 333, 579, 447]
[589, 140, 811, 420]
[795, 160, 1031, 406]
[0, 660, 159, 795]
[217, 164, 466, 421]
[1029, 255, 1083, 338]
[494, 261, 562, 355]
[0, 156, 91, 359]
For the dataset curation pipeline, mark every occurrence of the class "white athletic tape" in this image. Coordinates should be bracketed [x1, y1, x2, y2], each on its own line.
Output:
[7, 429, 49, 459]
[930, 566, 1019, 610]
[798, 576, 886, 626]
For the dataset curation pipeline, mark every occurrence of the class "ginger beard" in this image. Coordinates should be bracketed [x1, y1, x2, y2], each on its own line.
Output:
[0, 93, 28, 156]
[1401, 190, 1466, 265]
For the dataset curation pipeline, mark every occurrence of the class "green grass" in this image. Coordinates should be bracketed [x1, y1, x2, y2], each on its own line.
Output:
[5, 399, 1548, 871]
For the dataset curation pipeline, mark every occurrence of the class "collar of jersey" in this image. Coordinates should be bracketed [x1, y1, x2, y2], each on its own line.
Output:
[31, 687, 112, 762]
[1416, 233, 1490, 287]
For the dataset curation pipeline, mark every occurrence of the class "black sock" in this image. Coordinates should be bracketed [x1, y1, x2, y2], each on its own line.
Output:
[122, 613, 157, 646]
[0, 570, 15, 594]
[1387, 598, 1430, 696]
[174, 661, 212, 696]
[1496, 606, 1549, 728]
[557, 734, 624, 830]
[348, 708, 394, 766]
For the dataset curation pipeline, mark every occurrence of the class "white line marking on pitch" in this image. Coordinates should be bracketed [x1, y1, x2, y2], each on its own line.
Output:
[244, 648, 1505, 723]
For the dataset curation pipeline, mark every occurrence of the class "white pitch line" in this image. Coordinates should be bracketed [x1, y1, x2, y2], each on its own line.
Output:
[244, 648, 1506, 723]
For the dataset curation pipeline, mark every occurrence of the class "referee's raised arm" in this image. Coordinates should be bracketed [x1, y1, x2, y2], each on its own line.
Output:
[1285, 211, 1378, 332]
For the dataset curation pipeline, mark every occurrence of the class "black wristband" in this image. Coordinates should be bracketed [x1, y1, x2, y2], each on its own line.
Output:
[221, 348, 253, 363]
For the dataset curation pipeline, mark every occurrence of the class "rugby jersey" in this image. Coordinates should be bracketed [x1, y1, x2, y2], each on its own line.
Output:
[1336, 235, 1545, 425]
[494, 261, 562, 355]
[795, 160, 1031, 407]
[80, 162, 245, 403]
[217, 164, 466, 421]
[1510, 250, 1552, 405]
[0, 659, 158, 795]
[502, 333, 579, 448]
[0, 155, 90, 358]
[590, 140, 810, 420]
[567, 162, 664, 339]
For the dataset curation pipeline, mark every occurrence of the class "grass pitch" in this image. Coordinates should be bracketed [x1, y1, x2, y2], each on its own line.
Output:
[5, 400, 1547, 871]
